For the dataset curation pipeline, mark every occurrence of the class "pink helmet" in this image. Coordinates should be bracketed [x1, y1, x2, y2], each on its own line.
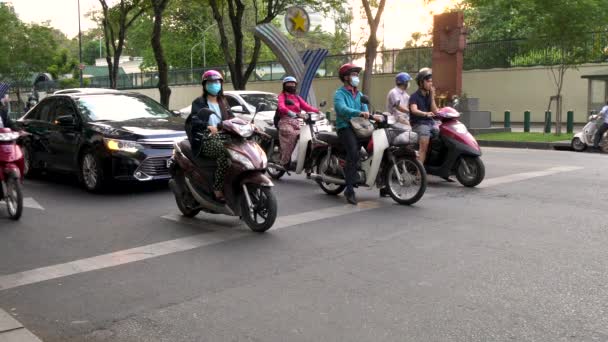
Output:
[202, 70, 223, 83]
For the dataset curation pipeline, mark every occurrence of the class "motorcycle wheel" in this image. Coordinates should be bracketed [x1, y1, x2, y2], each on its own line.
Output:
[241, 185, 277, 233]
[315, 156, 346, 196]
[5, 178, 23, 220]
[266, 147, 285, 180]
[456, 156, 485, 187]
[385, 157, 426, 205]
[175, 191, 201, 218]
[571, 137, 586, 152]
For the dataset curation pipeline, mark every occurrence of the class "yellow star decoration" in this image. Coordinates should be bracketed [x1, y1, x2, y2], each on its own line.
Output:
[290, 11, 306, 32]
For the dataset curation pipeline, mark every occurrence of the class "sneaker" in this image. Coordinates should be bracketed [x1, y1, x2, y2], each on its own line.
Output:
[345, 191, 358, 205]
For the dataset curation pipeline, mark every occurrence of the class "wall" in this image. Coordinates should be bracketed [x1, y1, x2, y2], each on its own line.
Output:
[133, 63, 608, 123]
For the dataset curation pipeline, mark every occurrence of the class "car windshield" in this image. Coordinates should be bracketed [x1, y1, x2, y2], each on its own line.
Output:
[240, 93, 278, 111]
[76, 94, 171, 121]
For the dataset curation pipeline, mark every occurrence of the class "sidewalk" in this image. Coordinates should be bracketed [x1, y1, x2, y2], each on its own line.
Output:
[475, 123, 579, 151]
[0, 309, 42, 342]
[493, 122, 585, 133]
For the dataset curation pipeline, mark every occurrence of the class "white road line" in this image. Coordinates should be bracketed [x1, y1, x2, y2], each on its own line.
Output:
[0, 201, 382, 291]
[478, 166, 582, 188]
[0, 197, 44, 210]
[0, 165, 582, 291]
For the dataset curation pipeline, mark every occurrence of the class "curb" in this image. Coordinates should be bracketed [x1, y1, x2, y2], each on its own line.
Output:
[478, 140, 573, 151]
[0, 309, 42, 342]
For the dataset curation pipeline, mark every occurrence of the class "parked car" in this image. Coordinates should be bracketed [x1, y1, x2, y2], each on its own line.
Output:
[17, 89, 186, 192]
[179, 90, 332, 132]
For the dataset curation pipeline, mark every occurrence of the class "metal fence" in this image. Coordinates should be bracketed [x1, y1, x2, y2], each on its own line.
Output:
[86, 32, 607, 90]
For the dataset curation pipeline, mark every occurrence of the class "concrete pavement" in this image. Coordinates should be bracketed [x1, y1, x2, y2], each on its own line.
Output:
[1, 147, 607, 341]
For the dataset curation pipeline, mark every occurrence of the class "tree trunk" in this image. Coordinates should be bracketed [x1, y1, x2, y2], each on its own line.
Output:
[151, 0, 171, 107]
[360, 0, 387, 96]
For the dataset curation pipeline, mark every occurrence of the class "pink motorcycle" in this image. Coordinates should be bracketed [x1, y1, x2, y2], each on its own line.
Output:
[424, 106, 485, 187]
[0, 128, 25, 220]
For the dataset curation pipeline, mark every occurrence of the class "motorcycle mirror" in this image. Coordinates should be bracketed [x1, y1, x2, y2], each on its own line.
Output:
[360, 95, 370, 105]
[319, 100, 327, 108]
[256, 103, 267, 113]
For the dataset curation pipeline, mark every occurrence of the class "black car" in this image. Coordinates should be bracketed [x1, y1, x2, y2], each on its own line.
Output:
[17, 90, 187, 191]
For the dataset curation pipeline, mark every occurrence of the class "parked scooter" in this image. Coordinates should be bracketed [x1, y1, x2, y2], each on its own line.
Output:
[309, 97, 426, 205]
[423, 102, 485, 187]
[169, 107, 277, 232]
[571, 112, 608, 152]
[0, 128, 25, 220]
[262, 99, 328, 179]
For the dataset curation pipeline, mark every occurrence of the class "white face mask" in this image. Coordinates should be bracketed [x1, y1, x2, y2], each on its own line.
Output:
[350, 76, 360, 88]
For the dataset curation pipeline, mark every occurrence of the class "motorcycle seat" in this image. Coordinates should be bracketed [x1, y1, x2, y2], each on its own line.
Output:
[317, 131, 369, 145]
[178, 140, 218, 169]
[264, 126, 279, 139]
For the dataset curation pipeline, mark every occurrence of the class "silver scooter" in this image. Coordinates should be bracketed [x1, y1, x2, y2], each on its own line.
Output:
[572, 112, 608, 152]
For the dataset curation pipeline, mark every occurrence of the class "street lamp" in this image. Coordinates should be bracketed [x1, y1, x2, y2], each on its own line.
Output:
[190, 41, 203, 82]
[192, 23, 218, 68]
[77, 0, 83, 87]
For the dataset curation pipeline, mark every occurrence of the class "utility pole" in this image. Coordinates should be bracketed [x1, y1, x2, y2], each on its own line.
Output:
[78, 0, 84, 87]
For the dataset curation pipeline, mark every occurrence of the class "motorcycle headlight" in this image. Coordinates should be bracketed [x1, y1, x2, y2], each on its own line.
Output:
[103, 138, 143, 153]
[236, 124, 254, 138]
[228, 149, 255, 170]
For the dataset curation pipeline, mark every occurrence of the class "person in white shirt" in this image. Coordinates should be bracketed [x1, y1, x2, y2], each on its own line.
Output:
[593, 100, 608, 149]
[386, 72, 412, 126]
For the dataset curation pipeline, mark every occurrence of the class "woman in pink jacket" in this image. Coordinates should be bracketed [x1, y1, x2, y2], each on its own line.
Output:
[277, 76, 319, 167]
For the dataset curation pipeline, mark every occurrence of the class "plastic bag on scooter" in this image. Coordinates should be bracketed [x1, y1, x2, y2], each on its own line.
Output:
[392, 131, 419, 145]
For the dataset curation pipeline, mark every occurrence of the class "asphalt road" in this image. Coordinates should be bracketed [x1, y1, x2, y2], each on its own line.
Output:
[1, 147, 607, 342]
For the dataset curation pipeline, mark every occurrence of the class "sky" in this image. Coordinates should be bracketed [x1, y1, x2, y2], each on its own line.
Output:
[9, 0, 458, 50]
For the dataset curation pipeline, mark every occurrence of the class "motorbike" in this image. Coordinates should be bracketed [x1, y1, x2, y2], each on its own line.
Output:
[169, 108, 277, 233]
[309, 98, 427, 205]
[0, 128, 25, 220]
[571, 112, 608, 152]
[261, 99, 329, 179]
[423, 104, 485, 187]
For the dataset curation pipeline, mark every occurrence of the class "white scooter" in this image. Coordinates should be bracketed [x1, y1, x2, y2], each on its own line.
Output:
[309, 100, 427, 205]
[572, 112, 608, 152]
[261, 108, 328, 179]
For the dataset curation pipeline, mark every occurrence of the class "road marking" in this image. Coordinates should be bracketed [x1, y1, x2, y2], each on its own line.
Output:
[478, 166, 582, 188]
[0, 201, 383, 291]
[0, 165, 583, 291]
[0, 197, 44, 210]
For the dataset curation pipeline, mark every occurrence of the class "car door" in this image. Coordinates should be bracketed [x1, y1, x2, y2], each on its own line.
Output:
[47, 97, 83, 171]
[21, 98, 55, 168]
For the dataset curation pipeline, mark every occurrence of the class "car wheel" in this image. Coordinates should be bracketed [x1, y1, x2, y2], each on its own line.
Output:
[80, 149, 107, 192]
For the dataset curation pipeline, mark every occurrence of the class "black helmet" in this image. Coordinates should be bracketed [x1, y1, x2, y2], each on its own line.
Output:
[416, 67, 432, 87]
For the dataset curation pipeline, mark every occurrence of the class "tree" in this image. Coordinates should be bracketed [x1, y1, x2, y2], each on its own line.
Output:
[97, 0, 147, 89]
[206, 0, 341, 90]
[464, 0, 608, 134]
[150, 0, 171, 107]
[360, 0, 387, 96]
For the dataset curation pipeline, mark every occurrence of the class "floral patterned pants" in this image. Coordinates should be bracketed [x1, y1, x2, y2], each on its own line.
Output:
[200, 134, 230, 191]
[278, 118, 301, 165]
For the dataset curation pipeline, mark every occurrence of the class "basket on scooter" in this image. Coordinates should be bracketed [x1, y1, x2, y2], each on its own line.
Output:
[388, 129, 419, 145]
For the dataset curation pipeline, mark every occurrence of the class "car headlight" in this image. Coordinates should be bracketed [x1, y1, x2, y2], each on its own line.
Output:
[103, 138, 143, 153]
[228, 149, 255, 169]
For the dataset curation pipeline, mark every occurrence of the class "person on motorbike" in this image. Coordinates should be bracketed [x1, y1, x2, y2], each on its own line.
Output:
[409, 67, 438, 165]
[187, 70, 234, 202]
[334, 63, 369, 205]
[593, 100, 608, 150]
[24, 95, 37, 113]
[0, 94, 14, 129]
[276, 76, 320, 168]
[386, 72, 412, 127]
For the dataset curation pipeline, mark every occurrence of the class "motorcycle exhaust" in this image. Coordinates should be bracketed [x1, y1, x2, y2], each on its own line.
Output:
[308, 173, 346, 185]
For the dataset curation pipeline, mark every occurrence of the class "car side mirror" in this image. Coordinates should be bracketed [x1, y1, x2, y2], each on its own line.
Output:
[171, 110, 182, 117]
[55, 115, 76, 127]
[319, 100, 327, 108]
[231, 105, 246, 114]
[360, 95, 370, 105]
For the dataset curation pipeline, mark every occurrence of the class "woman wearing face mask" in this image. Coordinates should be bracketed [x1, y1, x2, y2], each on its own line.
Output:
[187, 70, 234, 202]
[276, 76, 319, 168]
